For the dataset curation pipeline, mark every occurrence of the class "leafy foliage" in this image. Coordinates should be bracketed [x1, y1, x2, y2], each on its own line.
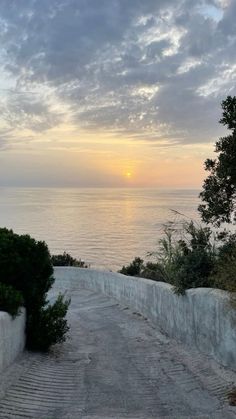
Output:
[119, 257, 165, 281]
[119, 222, 218, 294]
[199, 96, 236, 226]
[27, 294, 70, 352]
[119, 257, 144, 276]
[198, 96, 236, 295]
[209, 233, 236, 293]
[0, 228, 54, 314]
[140, 262, 166, 282]
[172, 222, 216, 294]
[0, 283, 23, 318]
[0, 228, 70, 351]
[51, 252, 88, 267]
[152, 222, 216, 294]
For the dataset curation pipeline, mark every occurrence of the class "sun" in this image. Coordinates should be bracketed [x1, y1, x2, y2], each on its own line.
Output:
[125, 172, 132, 178]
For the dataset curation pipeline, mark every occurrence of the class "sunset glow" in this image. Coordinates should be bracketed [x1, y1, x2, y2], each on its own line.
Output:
[0, 0, 234, 188]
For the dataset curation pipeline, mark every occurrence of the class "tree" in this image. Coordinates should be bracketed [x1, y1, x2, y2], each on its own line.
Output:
[199, 96, 236, 226]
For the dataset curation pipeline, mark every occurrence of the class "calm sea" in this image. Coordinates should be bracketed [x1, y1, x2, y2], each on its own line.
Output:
[0, 188, 200, 271]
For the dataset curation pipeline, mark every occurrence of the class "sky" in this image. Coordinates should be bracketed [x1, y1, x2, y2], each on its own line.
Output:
[0, 0, 235, 188]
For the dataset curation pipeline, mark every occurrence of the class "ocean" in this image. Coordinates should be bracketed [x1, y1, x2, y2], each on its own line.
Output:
[0, 188, 200, 271]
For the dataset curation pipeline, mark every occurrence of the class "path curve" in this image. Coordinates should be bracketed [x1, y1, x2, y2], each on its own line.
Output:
[0, 286, 235, 418]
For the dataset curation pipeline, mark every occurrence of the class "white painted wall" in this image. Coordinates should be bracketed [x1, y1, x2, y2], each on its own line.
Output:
[0, 309, 26, 373]
[54, 267, 236, 371]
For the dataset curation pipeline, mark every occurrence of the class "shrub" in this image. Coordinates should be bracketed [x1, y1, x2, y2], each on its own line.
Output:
[121, 222, 217, 294]
[119, 257, 144, 276]
[27, 294, 70, 352]
[140, 261, 166, 282]
[169, 222, 216, 294]
[0, 228, 54, 313]
[171, 243, 215, 294]
[119, 257, 166, 282]
[51, 252, 88, 267]
[0, 283, 23, 318]
[0, 228, 70, 351]
[210, 233, 236, 293]
[151, 220, 236, 294]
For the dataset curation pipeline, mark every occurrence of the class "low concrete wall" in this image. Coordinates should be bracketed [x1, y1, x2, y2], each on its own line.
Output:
[0, 309, 26, 373]
[54, 267, 236, 371]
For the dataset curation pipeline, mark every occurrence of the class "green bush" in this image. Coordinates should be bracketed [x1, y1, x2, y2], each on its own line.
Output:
[119, 257, 166, 282]
[51, 252, 88, 267]
[169, 222, 216, 294]
[27, 294, 70, 352]
[0, 228, 54, 313]
[140, 261, 167, 282]
[171, 245, 215, 294]
[0, 228, 70, 351]
[0, 283, 23, 318]
[210, 233, 236, 293]
[119, 257, 144, 276]
[120, 222, 217, 294]
[122, 222, 236, 295]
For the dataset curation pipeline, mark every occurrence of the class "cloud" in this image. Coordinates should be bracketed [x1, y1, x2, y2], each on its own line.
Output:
[0, 0, 235, 149]
[1, 91, 63, 132]
[0, 128, 16, 150]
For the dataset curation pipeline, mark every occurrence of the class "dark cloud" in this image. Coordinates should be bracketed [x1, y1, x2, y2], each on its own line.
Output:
[0, 0, 235, 144]
[0, 91, 63, 132]
[218, 0, 236, 35]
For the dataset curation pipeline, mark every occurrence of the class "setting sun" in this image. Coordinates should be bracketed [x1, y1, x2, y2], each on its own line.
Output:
[125, 172, 132, 178]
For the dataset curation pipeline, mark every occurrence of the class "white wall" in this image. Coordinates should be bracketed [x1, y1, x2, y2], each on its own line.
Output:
[54, 267, 236, 371]
[0, 309, 26, 373]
